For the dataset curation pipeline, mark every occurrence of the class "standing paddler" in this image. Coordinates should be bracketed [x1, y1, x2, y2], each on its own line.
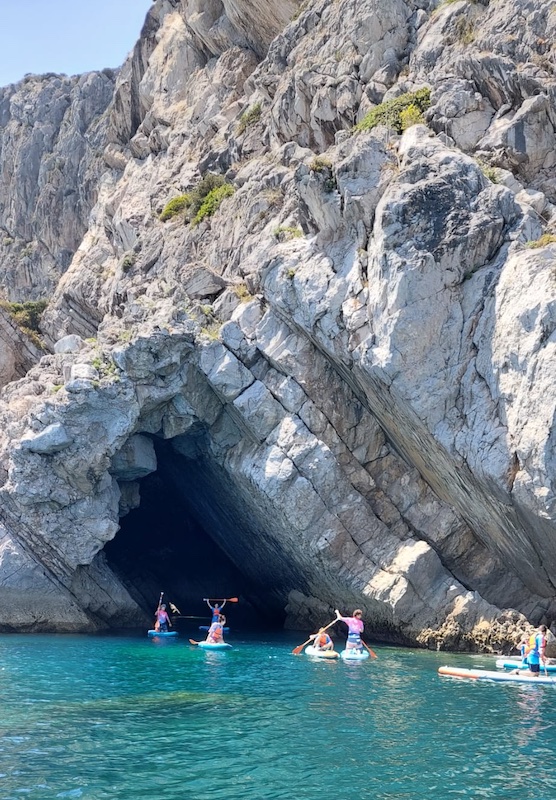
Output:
[153, 592, 172, 633]
[204, 598, 227, 623]
[335, 608, 364, 654]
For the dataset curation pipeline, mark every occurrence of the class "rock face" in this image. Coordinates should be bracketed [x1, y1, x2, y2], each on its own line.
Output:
[0, 0, 556, 649]
[0, 70, 116, 301]
[0, 307, 45, 386]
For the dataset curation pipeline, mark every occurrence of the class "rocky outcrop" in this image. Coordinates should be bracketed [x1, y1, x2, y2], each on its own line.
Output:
[0, 70, 116, 301]
[0, 0, 556, 649]
[0, 307, 45, 386]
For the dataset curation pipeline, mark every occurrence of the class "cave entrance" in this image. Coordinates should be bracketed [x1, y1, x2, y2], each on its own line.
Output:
[103, 434, 288, 631]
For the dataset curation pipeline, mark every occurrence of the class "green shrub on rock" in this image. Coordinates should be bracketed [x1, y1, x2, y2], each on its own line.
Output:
[0, 299, 48, 333]
[525, 234, 556, 249]
[0, 299, 48, 347]
[159, 194, 191, 221]
[273, 226, 303, 240]
[121, 252, 137, 272]
[309, 156, 333, 172]
[399, 103, 425, 131]
[160, 174, 234, 226]
[354, 88, 431, 135]
[237, 102, 262, 135]
[192, 184, 235, 226]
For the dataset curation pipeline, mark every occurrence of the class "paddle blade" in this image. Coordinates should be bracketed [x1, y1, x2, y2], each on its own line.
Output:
[227, 597, 239, 603]
[189, 639, 200, 646]
[292, 640, 309, 655]
[362, 641, 378, 658]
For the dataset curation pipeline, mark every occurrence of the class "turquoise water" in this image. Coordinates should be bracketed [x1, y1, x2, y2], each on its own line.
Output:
[0, 632, 555, 800]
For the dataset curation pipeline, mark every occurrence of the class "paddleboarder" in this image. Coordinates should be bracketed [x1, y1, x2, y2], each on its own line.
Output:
[206, 614, 226, 644]
[154, 604, 172, 633]
[310, 627, 334, 652]
[335, 608, 364, 653]
[204, 598, 227, 623]
[527, 624, 548, 676]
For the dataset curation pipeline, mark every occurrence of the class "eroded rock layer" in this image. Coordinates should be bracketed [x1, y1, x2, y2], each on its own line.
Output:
[0, 0, 556, 649]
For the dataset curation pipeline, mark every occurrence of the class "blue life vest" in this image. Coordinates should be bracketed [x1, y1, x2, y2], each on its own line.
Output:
[528, 633, 544, 664]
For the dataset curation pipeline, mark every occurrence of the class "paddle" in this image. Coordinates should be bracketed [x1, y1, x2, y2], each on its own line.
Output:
[292, 619, 337, 655]
[189, 639, 200, 645]
[361, 640, 378, 659]
[205, 597, 239, 603]
[154, 591, 164, 632]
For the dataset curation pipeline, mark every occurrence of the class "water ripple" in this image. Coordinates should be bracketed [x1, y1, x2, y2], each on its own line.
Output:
[0, 635, 555, 798]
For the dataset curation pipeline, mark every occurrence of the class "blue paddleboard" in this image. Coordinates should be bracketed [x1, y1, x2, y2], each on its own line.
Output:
[496, 658, 556, 673]
[199, 625, 230, 632]
[340, 648, 369, 661]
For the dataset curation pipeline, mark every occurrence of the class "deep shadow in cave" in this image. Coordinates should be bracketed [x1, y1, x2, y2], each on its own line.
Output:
[103, 436, 287, 632]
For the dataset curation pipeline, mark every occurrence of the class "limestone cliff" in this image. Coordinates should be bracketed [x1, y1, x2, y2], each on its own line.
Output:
[0, 0, 555, 650]
[0, 71, 117, 302]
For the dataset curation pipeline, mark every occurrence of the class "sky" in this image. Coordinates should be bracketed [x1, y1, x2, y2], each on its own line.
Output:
[0, 0, 154, 87]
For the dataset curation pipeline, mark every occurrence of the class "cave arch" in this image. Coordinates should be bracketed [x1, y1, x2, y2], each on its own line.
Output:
[103, 433, 301, 629]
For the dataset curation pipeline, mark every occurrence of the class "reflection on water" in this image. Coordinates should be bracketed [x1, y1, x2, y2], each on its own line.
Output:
[0, 634, 555, 799]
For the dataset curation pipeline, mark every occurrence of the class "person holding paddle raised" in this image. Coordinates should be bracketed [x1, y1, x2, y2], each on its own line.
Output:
[335, 608, 364, 654]
[204, 598, 227, 623]
[155, 604, 172, 633]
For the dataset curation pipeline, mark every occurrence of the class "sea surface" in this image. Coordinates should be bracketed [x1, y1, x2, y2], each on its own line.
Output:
[0, 630, 555, 800]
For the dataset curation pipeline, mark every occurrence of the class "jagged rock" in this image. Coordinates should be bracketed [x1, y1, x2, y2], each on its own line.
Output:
[70, 364, 99, 381]
[54, 335, 85, 354]
[184, 267, 226, 299]
[477, 94, 556, 180]
[0, 308, 44, 387]
[20, 423, 73, 454]
[0, 71, 116, 301]
[198, 341, 255, 401]
[118, 481, 141, 517]
[110, 435, 157, 480]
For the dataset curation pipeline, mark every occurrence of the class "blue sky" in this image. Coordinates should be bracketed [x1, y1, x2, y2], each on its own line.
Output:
[0, 0, 153, 87]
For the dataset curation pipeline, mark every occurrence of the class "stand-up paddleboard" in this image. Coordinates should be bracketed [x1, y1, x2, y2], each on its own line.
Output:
[305, 646, 339, 659]
[340, 648, 369, 661]
[196, 641, 232, 650]
[199, 625, 230, 632]
[148, 630, 178, 638]
[495, 659, 556, 673]
[439, 665, 556, 684]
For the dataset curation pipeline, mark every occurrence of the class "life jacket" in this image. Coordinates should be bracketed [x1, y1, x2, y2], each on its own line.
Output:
[528, 632, 545, 657]
[317, 633, 329, 647]
[208, 624, 223, 642]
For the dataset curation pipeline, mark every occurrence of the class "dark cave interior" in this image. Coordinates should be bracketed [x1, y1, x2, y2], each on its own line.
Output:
[103, 436, 290, 631]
